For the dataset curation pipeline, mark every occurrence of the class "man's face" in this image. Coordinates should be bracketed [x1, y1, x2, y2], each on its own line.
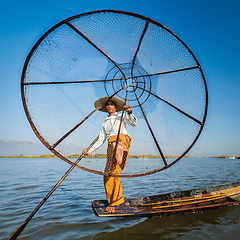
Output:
[106, 101, 116, 114]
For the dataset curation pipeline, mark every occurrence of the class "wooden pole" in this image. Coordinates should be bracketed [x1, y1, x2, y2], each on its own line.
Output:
[8, 136, 99, 240]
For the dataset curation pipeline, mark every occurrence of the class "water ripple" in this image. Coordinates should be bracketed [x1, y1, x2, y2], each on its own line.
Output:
[0, 158, 239, 240]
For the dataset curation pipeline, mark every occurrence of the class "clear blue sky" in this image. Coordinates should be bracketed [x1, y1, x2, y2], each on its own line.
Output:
[0, 0, 240, 157]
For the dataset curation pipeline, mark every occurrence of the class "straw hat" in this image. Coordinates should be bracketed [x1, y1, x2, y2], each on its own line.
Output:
[94, 97, 125, 112]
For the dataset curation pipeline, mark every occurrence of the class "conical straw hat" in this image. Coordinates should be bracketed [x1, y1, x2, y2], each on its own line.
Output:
[94, 97, 125, 112]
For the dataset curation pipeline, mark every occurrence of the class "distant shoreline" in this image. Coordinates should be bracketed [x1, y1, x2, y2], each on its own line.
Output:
[0, 154, 180, 159]
[0, 154, 239, 159]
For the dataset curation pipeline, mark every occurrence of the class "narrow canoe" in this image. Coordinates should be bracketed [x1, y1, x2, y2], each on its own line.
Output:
[92, 181, 240, 217]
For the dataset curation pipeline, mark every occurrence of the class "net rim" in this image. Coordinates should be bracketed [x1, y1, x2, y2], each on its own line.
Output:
[21, 9, 208, 177]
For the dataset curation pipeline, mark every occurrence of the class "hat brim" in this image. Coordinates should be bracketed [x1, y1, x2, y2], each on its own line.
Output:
[94, 97, 125, 112]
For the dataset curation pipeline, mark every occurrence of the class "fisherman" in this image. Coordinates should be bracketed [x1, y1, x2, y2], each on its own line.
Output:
[83, 97, 137, 213]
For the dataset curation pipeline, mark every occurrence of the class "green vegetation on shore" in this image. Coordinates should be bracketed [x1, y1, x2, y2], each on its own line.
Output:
[0, 154, 58, 158]
[66, 154, 190, 159]
[0, 154, 192, 159]
[1, 154, 239, 159]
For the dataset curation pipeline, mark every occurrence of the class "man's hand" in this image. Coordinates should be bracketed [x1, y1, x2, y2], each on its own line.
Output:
[82, 149, 89, 156]
[123, 105, 132, 114]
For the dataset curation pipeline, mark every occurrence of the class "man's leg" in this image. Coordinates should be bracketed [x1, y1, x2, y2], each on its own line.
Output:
[104, 175, 124, 213]
[104, 140, 124, 213]
[104, 135, 131, 213]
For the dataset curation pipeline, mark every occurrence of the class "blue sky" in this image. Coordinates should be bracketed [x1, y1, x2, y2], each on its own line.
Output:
[0, 0, 240, 157]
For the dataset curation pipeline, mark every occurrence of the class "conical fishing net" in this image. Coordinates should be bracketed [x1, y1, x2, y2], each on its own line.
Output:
[21, 10, 208, 177]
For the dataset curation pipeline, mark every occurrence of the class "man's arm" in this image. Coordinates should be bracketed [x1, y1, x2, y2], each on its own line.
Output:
[82, 124, 106, 155]
[123, 105, 137, 127]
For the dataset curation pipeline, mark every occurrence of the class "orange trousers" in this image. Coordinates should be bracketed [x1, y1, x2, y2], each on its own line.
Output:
[104, 134, 131, 206]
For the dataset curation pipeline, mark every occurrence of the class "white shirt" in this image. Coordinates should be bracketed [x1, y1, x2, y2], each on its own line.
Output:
[88, 112, 137, 153]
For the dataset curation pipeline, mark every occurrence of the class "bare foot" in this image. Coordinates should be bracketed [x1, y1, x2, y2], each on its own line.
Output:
[106, 206, 115, 213]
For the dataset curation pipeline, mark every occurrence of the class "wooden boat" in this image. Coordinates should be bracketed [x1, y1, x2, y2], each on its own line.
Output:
[92, 181, 240, 217]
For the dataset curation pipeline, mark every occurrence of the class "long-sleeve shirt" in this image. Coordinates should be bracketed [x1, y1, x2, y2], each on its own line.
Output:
[88, 112, 137, 153]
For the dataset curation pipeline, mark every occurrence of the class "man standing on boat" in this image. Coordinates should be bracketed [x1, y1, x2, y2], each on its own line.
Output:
[83, 97, 137, 213]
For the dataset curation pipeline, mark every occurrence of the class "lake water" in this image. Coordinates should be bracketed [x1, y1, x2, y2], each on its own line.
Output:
[1, 157, 240, 240]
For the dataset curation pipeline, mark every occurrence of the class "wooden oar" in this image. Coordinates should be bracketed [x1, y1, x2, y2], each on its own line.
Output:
[8, 136, 99, 240]
[109, 86, 128, 174]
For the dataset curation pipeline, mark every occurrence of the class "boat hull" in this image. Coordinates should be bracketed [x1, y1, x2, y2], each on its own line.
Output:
[92, 181, 240, 217]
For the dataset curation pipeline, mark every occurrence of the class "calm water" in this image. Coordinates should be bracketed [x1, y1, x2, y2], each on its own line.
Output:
[0, 157, 240, 240]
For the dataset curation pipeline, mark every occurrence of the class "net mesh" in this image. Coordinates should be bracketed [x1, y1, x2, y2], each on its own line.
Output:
[22, 10, 207, 177]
